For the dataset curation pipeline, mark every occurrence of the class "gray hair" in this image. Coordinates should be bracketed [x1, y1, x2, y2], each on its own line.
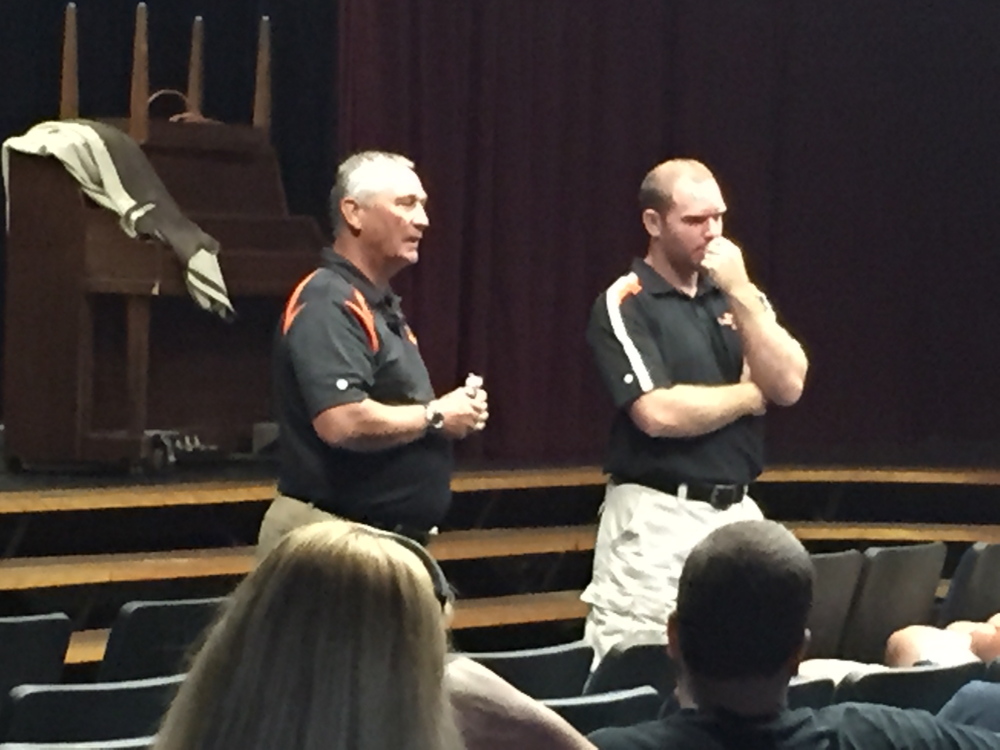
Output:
[329, 151, 416, 234]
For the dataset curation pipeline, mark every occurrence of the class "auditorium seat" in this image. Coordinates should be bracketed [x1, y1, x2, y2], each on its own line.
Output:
[543, 686, 662, 734]
[0, 614, 73, 734]
[2, 675, 184, 744]
[937, 543, 1000, 626]
[838, 542, 946, 664]
[0, 614, 72, 700]
[787, 675, 836, 709]
[985, 657, 1000, 683]
[0, 739, 154, 750]
[463, 640, 593, 699]
[98, 597, 224, 681]
[806, 550, 865, 659]
[833, 661, 986, 713]
[582, 636, 677, 697]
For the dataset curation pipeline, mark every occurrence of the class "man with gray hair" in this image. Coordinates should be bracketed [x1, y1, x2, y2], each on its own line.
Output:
[258, 151, 488, 554]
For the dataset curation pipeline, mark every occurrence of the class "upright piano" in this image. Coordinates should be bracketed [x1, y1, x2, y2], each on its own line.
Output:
[4, 120, 322, 469]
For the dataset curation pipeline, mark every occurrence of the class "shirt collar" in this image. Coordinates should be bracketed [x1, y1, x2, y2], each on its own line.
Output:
[630, 257, 720, 298]
[322, 248, 402, 309]
[322, 248, 407, 327]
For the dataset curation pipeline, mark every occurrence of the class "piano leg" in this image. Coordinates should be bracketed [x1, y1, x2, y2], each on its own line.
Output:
[126, 295, 151, 444]
[74, 295, 95, 458]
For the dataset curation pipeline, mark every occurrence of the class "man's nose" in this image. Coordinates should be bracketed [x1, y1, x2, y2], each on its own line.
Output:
[706, 216, 722, 239]
[414, 204, 429, 230]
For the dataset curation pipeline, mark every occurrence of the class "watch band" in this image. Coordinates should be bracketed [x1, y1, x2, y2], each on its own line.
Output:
[425, 401, 445, 432]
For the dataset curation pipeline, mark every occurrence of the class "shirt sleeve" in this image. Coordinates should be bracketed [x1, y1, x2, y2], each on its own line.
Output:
[283, 294, 376, 418]
[832, 703, 1000, 749]
[587, 284, 672, 410]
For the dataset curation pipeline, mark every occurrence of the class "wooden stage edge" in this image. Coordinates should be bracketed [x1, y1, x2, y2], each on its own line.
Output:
[2, 465, 1000, 515]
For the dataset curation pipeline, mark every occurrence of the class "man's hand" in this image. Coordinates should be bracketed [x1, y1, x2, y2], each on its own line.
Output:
[434, 379, 489, 439]
[741, 360, 767, 416]
[700, 237, 751, 293]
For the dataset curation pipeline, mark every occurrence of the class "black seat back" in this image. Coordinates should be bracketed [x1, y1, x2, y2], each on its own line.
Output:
[0, 614, 73, 737]
[583, 639, 676, 697]
[838, 542, 946, 663]
[0, 738, 154, 749]
[465, 640, 593, 699]
[0, 614, 72, 697]
[787, 676, 835, 709]
[833, 661, 986, 713]
[4, 675, 184, 743]
[544, 686, 662, 734]
[806, 550, 865, 659]
[98, 598, 224, 681]
[938, 543, 1000, 626]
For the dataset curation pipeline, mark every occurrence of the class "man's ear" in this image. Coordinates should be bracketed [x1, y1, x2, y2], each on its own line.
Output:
[642, 208, 663, 238]
[666, 612, 681, 660]
[786, 627, 810, 674]
[341, 197, 364, 233]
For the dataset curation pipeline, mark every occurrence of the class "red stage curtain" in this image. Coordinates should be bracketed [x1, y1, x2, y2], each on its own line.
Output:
[338, 0, 1000, 467]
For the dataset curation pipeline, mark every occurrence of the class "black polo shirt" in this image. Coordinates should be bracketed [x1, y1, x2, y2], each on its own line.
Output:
[272, 249, 452, 529]
[588, 704, 1000, 750]
[587, 258, 763, 486]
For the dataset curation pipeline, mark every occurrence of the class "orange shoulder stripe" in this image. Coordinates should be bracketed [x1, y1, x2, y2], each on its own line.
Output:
[344, 288, 380, 352]
[281, 270, 320, 334]
[616, 273, 642, 305]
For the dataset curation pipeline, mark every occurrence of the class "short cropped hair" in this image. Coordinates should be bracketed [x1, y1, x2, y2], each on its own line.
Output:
[638, 158, 714, 215]
[674, 520, 814, 680]
[329, 151, 416, 234]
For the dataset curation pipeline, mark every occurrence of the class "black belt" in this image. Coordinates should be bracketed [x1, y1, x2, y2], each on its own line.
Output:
[287, 496, 433, 546]
[612, 475, 747, 510]
[363, 519, 432, 546]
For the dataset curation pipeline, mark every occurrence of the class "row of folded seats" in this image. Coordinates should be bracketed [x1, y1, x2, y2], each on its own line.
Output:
[2, 541, 1000, 746]
[0, 598, 222, 747]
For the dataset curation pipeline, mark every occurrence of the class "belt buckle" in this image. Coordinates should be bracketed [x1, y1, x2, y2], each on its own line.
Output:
[709, 485, 740, 510]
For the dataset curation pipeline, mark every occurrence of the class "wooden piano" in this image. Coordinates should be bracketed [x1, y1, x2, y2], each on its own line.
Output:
[3, 5, 322, 470]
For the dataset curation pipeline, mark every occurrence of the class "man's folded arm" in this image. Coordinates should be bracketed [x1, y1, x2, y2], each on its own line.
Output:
[629, 382, 765, 439]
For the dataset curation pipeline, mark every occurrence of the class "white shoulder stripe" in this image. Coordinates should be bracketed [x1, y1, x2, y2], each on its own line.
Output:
[605, 273, 654, 392]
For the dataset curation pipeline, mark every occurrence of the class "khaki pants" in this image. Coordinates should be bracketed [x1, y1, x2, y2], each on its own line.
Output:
[256, 494, 354, 561]
[581, 481, 764, 667]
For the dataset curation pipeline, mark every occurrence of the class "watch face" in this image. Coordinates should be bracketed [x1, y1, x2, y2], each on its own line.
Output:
[427, 404, 445, 430]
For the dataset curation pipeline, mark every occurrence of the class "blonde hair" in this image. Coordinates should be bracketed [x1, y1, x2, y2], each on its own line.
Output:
[154, 523, 461, 750]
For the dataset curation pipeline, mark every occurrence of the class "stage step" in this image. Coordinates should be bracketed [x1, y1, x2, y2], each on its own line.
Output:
[0, 526, 600, 591]
[64, 588, 589, 664]
[0, 466, 607, 515]
[5, 522, 1000, 592]
[6, 466, 1000, 516]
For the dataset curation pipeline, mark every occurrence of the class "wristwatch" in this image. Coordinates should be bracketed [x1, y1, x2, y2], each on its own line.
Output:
[424, 401, 445, 433]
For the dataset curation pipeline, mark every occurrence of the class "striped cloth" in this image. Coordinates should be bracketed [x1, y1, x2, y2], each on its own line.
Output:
[2, 119, 235, 320]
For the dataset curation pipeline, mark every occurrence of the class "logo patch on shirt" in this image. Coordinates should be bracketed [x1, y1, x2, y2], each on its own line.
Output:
[717, 311, 737, 330]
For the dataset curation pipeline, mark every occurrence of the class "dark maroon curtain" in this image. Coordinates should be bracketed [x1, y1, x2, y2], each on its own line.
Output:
[338, 0, 1000, 468]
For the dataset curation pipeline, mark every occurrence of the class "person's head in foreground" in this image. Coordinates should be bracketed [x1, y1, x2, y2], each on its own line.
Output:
[667, 519, 814, 717]
[154, 521, 462, 750]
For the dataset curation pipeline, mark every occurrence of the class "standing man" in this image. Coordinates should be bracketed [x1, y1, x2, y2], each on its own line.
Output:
[582, 159, 807, 665]
[258, 151, 488, 556]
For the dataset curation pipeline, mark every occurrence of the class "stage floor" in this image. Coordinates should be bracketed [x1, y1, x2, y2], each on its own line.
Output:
[0, 452, 278, 494]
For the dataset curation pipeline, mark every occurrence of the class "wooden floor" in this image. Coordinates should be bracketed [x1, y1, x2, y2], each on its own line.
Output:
[5, 462, 1000, 514]
[5, 462, 1000, 668]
